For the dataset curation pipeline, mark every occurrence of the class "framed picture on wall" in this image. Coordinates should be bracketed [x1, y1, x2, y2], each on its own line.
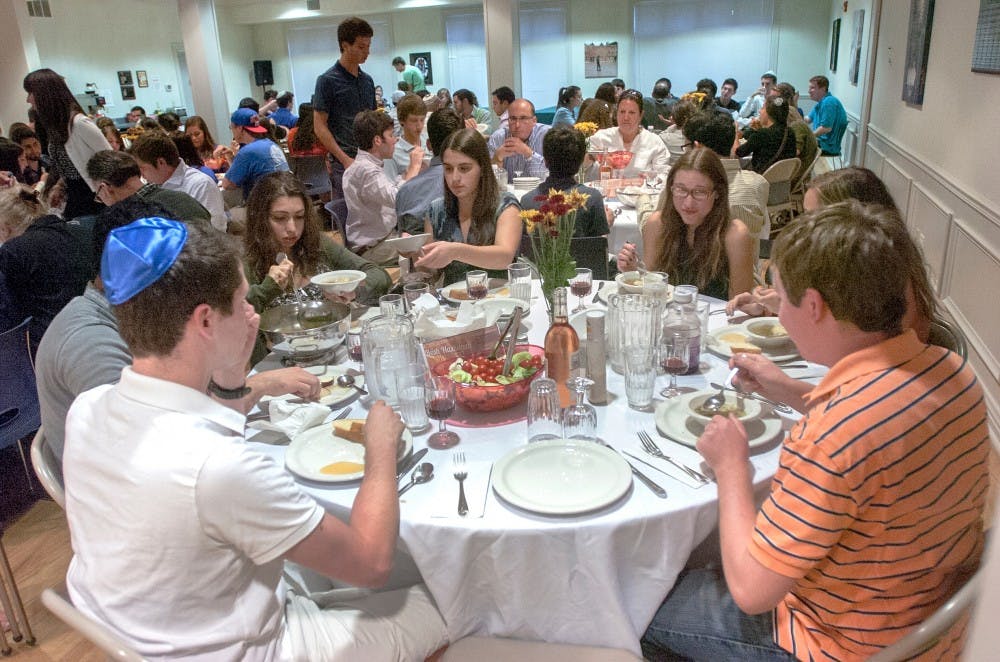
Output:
[584, 42, 618, 79]
[136, 70, 148, 88]
[848, 9, 865, 85]
[830, 18, 841, 72]
[410, 52, 432, 86]
[903, 0, 935, 103]
[117, 70, 133, 86]
[972, 0, 1000, 74]
[121, 85, 135, 101]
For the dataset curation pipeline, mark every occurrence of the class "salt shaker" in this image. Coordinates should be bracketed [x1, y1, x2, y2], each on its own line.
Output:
[526, 377, 561, 443]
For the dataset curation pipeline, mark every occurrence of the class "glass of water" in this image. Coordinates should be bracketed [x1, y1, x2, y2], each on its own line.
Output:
[624, 346, 656, 411]
[379, 293, 405, 317]
[395, 362, 430, 432]
[507, 262, 532, 306]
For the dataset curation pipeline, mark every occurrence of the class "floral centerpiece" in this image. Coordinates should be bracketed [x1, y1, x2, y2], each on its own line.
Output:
[519, 189, 590, 312]
[574, 122, 599, 184]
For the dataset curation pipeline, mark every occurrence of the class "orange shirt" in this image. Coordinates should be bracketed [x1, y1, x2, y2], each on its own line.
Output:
[286, 128, 328, 157]
[751, 330, 989, 661]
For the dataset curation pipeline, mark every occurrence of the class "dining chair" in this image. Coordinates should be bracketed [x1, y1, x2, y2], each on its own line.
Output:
[519, 234, 610, 280]
[30, 428, 65, 509]
[42, 585, 147, 662]
[0, 317, 40, 488]
[867, 567, 982, 662]
[287, 154, 331, 199]
[440, 636, 641, 661]
[0, 527, 35, 651]
[324, 198, 351, 249]
[789, 150, 822, 212]
[928, 316, 968, 360]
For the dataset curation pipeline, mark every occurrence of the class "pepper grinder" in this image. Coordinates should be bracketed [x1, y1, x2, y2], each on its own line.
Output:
[585, 310, 608, 405]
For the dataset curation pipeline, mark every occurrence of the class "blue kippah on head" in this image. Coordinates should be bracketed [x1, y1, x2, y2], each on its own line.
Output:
[101, 217, 188, 305]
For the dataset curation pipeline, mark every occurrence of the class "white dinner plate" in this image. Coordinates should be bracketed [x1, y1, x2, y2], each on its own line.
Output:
[595, 282, 674, 305]
[705, 324, 801, 363]
[260, 365, 363, 409]
[654, 396, 784, 450]
[440, 279, 511, 303]
[383, 233, 432, 253]
[349, 306, 380, 333]
[285, 421, 413, 483]
[492, 439, 632, 515]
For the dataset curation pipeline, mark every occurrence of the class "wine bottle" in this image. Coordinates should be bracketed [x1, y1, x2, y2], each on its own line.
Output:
[544, 288, 580, 407]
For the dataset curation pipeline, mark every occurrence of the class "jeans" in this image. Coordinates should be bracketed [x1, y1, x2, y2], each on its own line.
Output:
[328, 156, 346, 200]
[641, 568, 797, 661]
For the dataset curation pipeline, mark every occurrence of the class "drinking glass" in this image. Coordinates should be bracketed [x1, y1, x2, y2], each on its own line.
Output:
[624, 347, 656, 411]
[562, 377, 598, 442]
[379, 293, 405, 317]
[465, 270, 488, 301]
[526, 377, 562, 443]
[696, 299, 711, 351]
[403, 282, 430, 311]
[570, 268, 592, 313]
[346, 333, 363, 367]
[508, 263, 532, 306]
[659, 331, 690, 398]
[395, 363, 430, 432]
[425, 376, 460, 449]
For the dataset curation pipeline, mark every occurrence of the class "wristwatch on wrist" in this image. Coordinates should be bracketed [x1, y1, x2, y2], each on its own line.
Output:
[207, 378, 252, 400]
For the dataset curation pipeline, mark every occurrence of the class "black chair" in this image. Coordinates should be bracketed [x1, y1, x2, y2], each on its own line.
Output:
[288, 154, 331, 199]
[519, 234, 610, 280]
[0, 318, 39, 486]
[324, 198, 351, 249]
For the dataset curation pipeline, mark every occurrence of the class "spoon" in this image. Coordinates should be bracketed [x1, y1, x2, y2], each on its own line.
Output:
[702, 367, 740, 413]
[398, 462, 434, 496]
[337, 373, 368, 395]
[708, 382, 794, 414]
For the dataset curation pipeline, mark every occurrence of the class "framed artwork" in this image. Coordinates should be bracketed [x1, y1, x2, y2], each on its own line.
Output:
[136, 70, 148, 88]
[409, 52, 432, 86]
[971, 0, 1000, 74]
[584, 42, 618, 79]
[848, 9, 865, 85]
[121, 85, 136, 101]
[117, 70, 133, 86]
[830, 19, 841, 72]
[903, 0, 936, 103]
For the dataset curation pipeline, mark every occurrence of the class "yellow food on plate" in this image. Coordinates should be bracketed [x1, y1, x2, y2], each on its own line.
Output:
[332, 419, 365, 444]
[718, 331, 749, 345]
[320, 461, 364, 475]
[728, 341, 762, 355]
[694, 402, 746, 418]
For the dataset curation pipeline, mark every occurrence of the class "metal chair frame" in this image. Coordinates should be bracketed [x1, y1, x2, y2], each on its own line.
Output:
[42, 585, 145, 661]
[30, 428, 65, 509]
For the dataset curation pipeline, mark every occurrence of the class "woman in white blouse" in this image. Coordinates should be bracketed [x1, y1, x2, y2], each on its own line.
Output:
[586, 89, 669, 179]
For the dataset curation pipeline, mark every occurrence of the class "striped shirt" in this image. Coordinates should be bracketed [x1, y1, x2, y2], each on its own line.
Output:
[751, 330, 989, 661]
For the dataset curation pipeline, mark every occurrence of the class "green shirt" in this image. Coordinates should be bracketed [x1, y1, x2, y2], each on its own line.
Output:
[401, 65, 426, 93]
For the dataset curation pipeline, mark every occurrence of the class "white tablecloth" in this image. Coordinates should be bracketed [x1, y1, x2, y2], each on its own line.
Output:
[608, 204, 640, 258]
[249, 283, 814, 655]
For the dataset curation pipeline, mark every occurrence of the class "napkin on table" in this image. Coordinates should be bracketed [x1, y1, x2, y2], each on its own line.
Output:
[428, 459, 493, 518]
[613, 442, 709, 490]
[247, 399, 330, 438]
[412, 297, 500, 339]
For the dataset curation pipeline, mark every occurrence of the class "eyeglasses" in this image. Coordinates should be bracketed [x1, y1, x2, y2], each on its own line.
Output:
[508, 116, 535, 123]
[670, 185, 714, 201]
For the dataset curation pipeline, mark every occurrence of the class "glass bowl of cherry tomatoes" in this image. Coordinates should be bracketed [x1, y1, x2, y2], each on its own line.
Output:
[432, 344, 545, 412]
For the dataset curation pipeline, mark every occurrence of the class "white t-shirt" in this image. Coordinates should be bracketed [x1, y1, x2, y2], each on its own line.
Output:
[64, 367, 324, 661]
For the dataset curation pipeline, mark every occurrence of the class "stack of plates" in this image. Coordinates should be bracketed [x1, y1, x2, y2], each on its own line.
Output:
[512, 176, 541, 192]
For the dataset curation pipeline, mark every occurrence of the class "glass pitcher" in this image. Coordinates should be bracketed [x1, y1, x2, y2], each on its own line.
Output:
[361, 314, 418, 406]
[607, 293, 664, 374]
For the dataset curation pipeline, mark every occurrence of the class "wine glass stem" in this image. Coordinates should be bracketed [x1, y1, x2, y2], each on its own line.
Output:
[670, 374, 678, 391]
[439, 419, 446, 433]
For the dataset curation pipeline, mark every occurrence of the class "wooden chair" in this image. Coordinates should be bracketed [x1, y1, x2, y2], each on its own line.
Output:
[789, 150, 822, 213]
[868, 567, 982, 661]
[42, 585, 146, 662]
[31, 428, 65, 509]
[519, 235, 610, 280]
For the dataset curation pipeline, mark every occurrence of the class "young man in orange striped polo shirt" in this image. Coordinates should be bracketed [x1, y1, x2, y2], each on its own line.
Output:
[642, 201, 990, 661]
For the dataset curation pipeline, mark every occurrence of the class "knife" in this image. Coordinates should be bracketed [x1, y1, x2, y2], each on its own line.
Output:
[623, 458, 668, 498]
[591, 281, 606, 303]
[396, 448, 428, 481]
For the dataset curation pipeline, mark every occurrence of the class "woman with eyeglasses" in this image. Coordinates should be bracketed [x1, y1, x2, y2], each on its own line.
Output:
[586, 89, 669, 179]
[617, 147, 754, 300]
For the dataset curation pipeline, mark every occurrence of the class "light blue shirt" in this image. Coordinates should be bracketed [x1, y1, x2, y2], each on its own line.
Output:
[486, 123, 551, 183]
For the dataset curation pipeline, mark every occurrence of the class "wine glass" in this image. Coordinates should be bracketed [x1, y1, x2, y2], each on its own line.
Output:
[403, 281, 429, 313]
[570, 268, 592, 313]
[346, 333, 363, 368]
[659, 331, 689, 398]
[425, 375, 460, 449]
[563, 377, 598, 442]
[465, 270, 488, 301]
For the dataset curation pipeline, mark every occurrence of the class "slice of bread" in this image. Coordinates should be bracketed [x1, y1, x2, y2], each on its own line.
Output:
[728, 341, 763, 355]
[332, 419, 365, 445]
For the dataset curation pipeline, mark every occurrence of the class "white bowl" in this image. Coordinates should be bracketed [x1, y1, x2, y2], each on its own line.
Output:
[384, 233, 432, 253]
[684, 390, 762, 425]
[742, 317, 790, 348]
[615, 271, 666, 294]
[311, 270, 366, 294]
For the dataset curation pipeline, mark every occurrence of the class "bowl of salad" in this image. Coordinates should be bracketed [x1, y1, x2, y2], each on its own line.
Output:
[433, 344, 545, 412]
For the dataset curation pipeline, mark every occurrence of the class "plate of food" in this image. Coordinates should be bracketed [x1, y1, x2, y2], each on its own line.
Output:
[596, 280, 674, 304]
[615, 185, 659, 208]
[441, 278, 510, 303]
[285, 419, 413, 483]
[654, 395, 783, 451]
[706, 324, 800, 363]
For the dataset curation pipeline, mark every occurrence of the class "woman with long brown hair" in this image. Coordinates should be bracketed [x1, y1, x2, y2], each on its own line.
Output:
[183, 115, 225, 171]
[618, 147, 754, 299]
[287, 103, 328, 157]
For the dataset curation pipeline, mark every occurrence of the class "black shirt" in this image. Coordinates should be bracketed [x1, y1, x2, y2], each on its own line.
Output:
[312, 61, 375, 159]
[736, 123, 797, 174]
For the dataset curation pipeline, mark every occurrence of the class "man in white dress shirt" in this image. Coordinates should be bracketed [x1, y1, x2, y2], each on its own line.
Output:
[63, 218, 446, 661]
[131, 131, 228, 232]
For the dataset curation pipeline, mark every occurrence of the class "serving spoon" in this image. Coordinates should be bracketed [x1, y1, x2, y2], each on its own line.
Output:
[398, 462, 434, 496]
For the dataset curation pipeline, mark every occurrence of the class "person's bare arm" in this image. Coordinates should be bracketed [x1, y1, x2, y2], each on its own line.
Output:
[313, 109, 353, 168]
[415, 205, 522, 271]
[813, 125, 832, 137]
[724, 219, 755, 299]
[640, 211, 664, 268]
[285, 401, 401, 587]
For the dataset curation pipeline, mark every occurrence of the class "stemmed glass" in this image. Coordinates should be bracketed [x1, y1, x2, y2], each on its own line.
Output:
[425, 376, 460, 449]
[563, 377, 598, 442]
[570, 268, 592, 313]
[466, 270, 488, 301]
[346, 333, 363, 368]
[659, 331, 689, 398]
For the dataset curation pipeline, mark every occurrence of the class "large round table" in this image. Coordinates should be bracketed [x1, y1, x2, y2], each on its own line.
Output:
[249, 282, 816, 655]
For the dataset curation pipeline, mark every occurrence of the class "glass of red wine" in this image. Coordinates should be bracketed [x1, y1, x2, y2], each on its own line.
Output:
[425, 375, 460, 449]
[570, 268, 592, 313]
[659, 331, 689, 398]
[465, 270, 489, 301]
[346, 333, 363, 367]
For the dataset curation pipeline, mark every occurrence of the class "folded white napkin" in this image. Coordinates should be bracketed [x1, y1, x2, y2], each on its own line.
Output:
[429, 459, 493, 518]
[413, 299, 496, 339]
[613, 442, 709, 490]
[247, 399, 329, 437]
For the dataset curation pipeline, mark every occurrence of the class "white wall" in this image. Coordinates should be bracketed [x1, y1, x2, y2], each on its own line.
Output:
[215, 6, 258, 116]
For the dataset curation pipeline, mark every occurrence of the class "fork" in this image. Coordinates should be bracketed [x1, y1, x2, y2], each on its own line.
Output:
[333, 407, 352, 421]
[453, 452, 469, 517]
[638, 431, 709, 484]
